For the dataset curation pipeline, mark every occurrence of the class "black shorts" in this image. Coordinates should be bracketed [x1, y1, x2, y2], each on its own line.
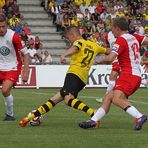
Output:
[60, 73, 85, 98]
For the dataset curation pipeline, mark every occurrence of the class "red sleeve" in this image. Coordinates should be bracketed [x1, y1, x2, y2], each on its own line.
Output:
[12, 32, 23, 51]
[112, 37, 127, 55]
[132, 34, 145, 46]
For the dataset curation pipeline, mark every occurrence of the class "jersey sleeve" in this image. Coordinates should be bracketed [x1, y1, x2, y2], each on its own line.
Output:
[73, 40, 82, 50]
[12, 32, 28, 55]
[12, 32, 24, 51]
[112, 37, 126, 55]
[97, 45, 107, 54]
[132, 34, 145, 46]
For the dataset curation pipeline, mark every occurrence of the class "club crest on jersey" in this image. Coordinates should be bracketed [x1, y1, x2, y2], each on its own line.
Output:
[112, 44, 119, 51]
[0, 46, 10, 56]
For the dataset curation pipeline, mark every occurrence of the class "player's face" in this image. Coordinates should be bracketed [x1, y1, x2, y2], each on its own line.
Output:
[112, 26, 119, 38]
[65, 33, 75, 43]
[0, 21, 7, 36]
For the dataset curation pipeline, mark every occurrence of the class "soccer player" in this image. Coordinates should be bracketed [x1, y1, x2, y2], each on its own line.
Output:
[96, 31, 118, 103]
[19, 26, 110, 127]
[79, 17, 148, 130]
[0, 14, 29, 120]
[96, 31, 148, 103]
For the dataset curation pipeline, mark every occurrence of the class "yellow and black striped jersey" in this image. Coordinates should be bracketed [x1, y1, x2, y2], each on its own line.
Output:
[67, 39, 106, 84]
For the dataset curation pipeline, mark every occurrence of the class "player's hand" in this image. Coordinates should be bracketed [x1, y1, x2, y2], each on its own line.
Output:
[60, 55, 67, 64]
[22, 69, 29, 82]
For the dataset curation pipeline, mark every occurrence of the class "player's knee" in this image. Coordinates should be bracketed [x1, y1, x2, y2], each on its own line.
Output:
[60, 89, 76, 105]
[64, 96, 71, 105]
[60, 88, 69, 98]
[1, 88, 9, 96]
[112, 97, 118, 105]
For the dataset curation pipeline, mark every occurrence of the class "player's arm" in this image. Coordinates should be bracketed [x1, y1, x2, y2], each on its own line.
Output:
[13, 33, 30, 82]
[96, 52, 117, 64]
[61, 46, 78, 64]
[97, 37, 123, 64]
[142, 37, 148, 46]
[21, 49, 30, 82]
[133, 34, 148, 46]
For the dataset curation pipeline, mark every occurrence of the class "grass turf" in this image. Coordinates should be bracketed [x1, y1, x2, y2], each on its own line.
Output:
[0, 88, 147, 148]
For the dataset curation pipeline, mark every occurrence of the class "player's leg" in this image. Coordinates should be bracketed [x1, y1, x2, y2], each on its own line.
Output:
[29, 92, 63, 119]
[19, 92, 63, 127]
[61, 73, 94, 117]
[112, 74, 147, 130]
[112, 90, 147, 130]
[107, 70, 118, 92]
[79, 91, 114, 129]
[2, 80, 15, 121]
[96, 70, 118, 103]
[141, 78, 148, 88]
[64, 94, 94, 117]
[2, 70, 21, 120]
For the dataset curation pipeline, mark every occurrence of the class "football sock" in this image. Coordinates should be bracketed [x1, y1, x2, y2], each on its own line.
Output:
[106, 80, 115, 92]
[125, 106, 143, 119]
[91, 107, 106, 121]
[141, 79, 148, 87]
[27, 100, 55, 120]
[67, 98, 94, 117]
[5, 94, 14, 117]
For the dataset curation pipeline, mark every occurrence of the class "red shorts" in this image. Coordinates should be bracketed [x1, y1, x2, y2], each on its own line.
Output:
[0, 70, 21, 85]
[112, 62, 120, 73]
[113, 74, 141, 96]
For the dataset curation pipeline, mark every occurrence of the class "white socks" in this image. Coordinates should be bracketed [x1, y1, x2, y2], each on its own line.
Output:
[91, 107, 106, 121]
[107, 80, 115, 92]
[5, 94, 14, 117]
[126, 106, 143, 119]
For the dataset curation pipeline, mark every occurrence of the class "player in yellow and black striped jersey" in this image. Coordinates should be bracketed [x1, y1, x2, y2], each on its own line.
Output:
[19, 26, 110, 127]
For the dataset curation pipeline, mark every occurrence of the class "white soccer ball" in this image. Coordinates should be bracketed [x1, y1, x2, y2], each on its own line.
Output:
[28, 110, 43, 126]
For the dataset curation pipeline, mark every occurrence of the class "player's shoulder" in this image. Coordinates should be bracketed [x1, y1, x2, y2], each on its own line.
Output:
[4, 29, 16, 39]
[73, 39, 83, 45]
[115, 35, 126, 44]
[7, 29, 15, 34]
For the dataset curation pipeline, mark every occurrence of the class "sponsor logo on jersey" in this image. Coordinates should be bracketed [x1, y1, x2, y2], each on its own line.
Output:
[0, 46, 10, 56]
[21, 41, 25, 47]
[112, 44, 119, 51]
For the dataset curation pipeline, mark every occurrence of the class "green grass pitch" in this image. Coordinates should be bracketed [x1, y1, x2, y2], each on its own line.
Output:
[0, 88, 147, 148]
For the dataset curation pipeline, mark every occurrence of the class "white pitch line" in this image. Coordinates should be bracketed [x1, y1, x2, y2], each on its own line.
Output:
[22, 91, 148, 105]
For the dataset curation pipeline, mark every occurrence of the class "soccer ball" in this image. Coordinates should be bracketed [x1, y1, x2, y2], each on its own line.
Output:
[28, 110, 43, 126]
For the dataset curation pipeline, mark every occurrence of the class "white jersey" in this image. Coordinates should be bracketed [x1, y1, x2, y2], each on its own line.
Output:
[106, 31, 116, 48]
[0, 29, 23, 71]
[106, 31, 118, 63]
[112, 33, 143, 77]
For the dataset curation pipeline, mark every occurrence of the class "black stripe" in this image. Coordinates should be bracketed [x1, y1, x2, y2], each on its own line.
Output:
[91, 112, 94, 117]
[73, 100, 81, 109]
[48, 100, 55, 107]
[34, 110, 41, 117]
[83, 106, 89, 112]
[68, 99, 73, 106]
[43, 104, 50, 112]
[78, 41, 82, 47]
[124, 105, 131, 111]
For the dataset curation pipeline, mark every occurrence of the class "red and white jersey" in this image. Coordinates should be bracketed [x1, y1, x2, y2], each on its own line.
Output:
[112, 33, 145, 77]
[106, 31, 116, 48]
[0, 29, 25, 71]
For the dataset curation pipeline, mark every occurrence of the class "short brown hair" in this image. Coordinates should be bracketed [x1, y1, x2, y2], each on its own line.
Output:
[112, 17, 129, 31]
[64, 25, 81, 37]
[0, 14, 6, 22]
